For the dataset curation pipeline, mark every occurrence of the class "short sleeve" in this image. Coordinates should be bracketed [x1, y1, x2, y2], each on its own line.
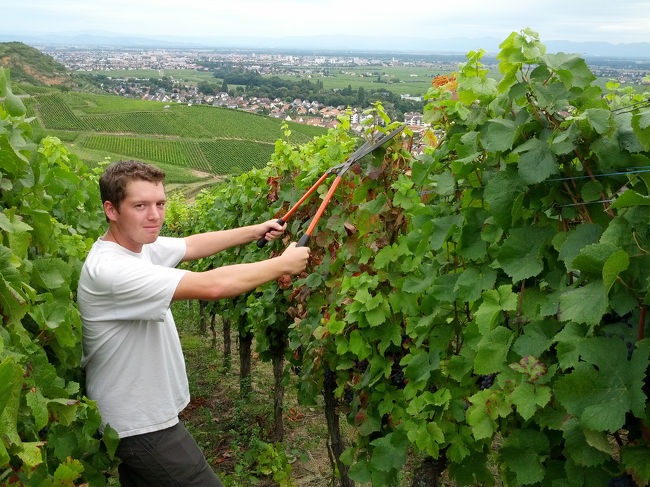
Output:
[77, 239, 189, 323]
[146, 237, 187, 267]
[100, 259, 188, 322]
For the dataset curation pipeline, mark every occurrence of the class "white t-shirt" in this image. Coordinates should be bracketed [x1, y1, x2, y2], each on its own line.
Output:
[78, 236, 190, 438]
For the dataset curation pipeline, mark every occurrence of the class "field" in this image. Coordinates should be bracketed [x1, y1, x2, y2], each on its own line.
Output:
[89, 65, 447, 97]
[283, 65, 453, 96]
[87, 68, 219, 84]
[25, 88, 326, 185]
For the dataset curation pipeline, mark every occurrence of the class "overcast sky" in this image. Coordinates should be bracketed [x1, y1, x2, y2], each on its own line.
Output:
[7, 0, 650, 45]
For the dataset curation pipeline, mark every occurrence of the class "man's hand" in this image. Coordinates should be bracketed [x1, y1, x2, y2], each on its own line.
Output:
[258, 219, 287, 242]
[175, 240, 311, 301]
[280, 242, 310, 275]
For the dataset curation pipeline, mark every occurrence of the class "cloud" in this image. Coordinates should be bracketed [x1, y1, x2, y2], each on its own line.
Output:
[8, 0, 650, 44]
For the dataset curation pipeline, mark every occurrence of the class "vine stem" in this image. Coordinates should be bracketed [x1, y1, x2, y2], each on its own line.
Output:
[563, 181, 592, 223]
[474, 167, 484, 187]
[633, 232, 649, 254]
[527, 93, 545, 126]
[517, 280, 525, 330]
[543, 71, 554, 87]
[573, 148, 615, 219]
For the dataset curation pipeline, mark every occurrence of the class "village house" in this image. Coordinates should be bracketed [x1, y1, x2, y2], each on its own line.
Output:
[404, 111, 423, 126]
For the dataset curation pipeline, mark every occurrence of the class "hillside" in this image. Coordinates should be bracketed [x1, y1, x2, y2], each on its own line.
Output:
[0, 42, 326, 184]
[0, 41, 71, 86]
[23, 89, 326, 180]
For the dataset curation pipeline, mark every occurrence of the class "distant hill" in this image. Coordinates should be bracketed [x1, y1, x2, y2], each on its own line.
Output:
[0, 41, 70, 86]
[2, 32, 650, 59]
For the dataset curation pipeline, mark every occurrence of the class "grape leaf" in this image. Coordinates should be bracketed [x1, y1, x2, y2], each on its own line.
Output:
[621, 445, 650, 485]
[499, 429, 549, 485]
[369, 432, 408, 472]
[559, 281, 607, 326]
[495, 226, 554, 282]
[514, 138, 559, 184]
[484, 119, 518, 152]
[484, 169, 527, 229]
[554, 338, 649, 431]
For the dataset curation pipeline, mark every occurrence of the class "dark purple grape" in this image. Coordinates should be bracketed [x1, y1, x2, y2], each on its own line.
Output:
[323, 365, 335, 387]
[356, 359, 368, 373]
[390, 363, 405, 388]
[477, 373, 497, 390]
[608, 473, 636, 487]
[343, 387, 354, 405]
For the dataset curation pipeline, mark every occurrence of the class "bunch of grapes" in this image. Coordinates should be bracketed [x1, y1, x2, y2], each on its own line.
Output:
[477, 373, 497, 390]
[343, 387, 354, 405]
[355, 359, 369, 374]
[390, 363, 405, 388]
[608, 473, 637, 487]
[323, 366, 335, 388]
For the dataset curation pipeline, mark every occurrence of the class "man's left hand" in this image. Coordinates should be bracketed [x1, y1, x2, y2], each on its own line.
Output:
[259, 219, 287, 242]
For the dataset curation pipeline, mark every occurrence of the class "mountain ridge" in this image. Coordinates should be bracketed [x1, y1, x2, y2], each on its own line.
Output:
[2, 32, 650, 59]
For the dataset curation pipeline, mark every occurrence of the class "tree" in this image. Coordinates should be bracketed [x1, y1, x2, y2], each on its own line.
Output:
[197, 80, 216, 95]
[357, 86, 366, 107]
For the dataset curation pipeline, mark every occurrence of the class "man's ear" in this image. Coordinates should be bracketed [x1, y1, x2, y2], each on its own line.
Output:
[104, 200, 119, 222]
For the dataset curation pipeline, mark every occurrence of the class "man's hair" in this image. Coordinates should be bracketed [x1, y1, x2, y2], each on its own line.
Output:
[99, 160, 166, 210]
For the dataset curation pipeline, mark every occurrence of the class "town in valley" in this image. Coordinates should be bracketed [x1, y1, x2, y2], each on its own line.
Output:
[43, 46, 650, 133]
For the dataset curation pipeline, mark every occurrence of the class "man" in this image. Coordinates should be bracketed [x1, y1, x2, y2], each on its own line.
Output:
[77, 160, 309, 486]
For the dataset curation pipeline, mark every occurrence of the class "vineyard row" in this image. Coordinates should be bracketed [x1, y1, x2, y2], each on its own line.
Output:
[30, 93, 324, 144]
[81, 135, 276, 174]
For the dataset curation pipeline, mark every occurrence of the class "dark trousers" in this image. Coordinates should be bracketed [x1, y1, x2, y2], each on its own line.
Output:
[116, 421, 224, 487]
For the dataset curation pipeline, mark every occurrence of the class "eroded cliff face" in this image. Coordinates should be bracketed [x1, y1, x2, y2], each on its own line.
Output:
[1, 56, 67, 85]
[0, 41, 71, 87]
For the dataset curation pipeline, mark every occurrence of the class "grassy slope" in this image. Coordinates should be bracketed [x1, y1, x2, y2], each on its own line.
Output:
[24, 87, 326, 189]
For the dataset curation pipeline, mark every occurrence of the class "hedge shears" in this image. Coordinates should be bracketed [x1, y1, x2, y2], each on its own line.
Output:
[258, 124, 406, 248]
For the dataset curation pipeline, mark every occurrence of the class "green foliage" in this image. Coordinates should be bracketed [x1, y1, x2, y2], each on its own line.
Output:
[244, 439, 294, 487]
[82, 135, 213, 173]
[4, 30, 648, 487]
[0, 68, 116, 484]
[171, 30, 650, 486]
[33, 94, 87, 130]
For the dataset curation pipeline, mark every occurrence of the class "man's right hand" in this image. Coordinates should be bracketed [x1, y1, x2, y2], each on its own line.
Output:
[281, 242, 310, 275]
[174, 241, 311, 302]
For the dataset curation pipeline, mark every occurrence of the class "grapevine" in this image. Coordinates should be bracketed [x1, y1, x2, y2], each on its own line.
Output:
[0, 68, 118, 485]
[168, 31, 650, 486]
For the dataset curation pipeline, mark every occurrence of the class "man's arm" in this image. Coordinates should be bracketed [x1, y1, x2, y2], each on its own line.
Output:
[182, 219, 286, 261]
[173, 242, 309, 301]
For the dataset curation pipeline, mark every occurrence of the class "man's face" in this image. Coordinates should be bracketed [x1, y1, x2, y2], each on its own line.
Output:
[105, 179, 166, 252]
